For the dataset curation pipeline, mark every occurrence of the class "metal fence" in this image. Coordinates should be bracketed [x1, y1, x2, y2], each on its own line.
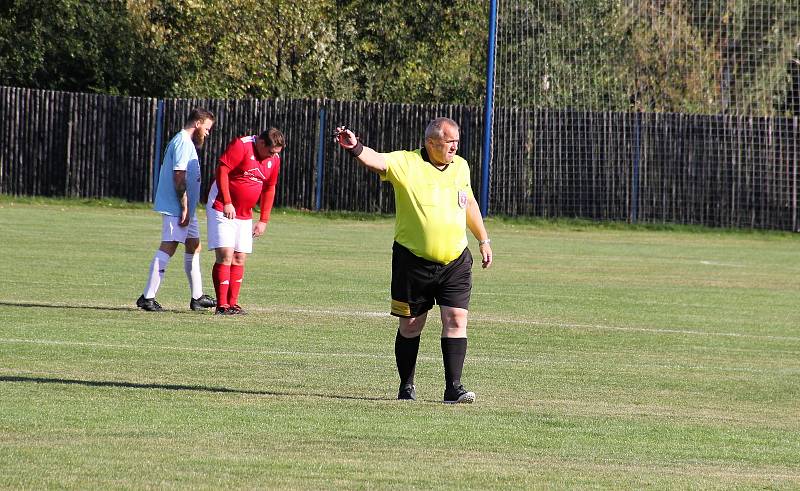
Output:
[1, 86, 798, 230]
[0, 86, 484, 214]
[491, 107, 799, 229]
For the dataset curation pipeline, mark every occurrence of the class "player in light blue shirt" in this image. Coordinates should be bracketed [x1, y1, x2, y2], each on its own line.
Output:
[154, 130, 202, 218]
[137, 108, 217, 312]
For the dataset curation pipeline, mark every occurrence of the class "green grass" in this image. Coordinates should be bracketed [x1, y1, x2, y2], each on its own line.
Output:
[1, 198, 799, 489]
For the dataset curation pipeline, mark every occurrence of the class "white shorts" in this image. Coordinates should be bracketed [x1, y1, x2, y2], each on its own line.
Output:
[206, 207, 253, 253]
[160, 214, 200, 243]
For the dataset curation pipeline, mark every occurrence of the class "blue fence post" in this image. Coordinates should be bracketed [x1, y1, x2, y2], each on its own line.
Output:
[631, 111, 641, 223]
[480, 0, 498, 217]
[152, 99, 165, 202]
[315, 106, 326, 211]
[794, 117, 798, 232]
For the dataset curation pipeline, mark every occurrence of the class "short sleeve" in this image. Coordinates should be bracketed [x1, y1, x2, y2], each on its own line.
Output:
[172, 137, 195, 171]
[219, 139, 245, 170]
[381, 150, 411, 184]
[266, 156, 281, 186]
[460, 161, 474, 198]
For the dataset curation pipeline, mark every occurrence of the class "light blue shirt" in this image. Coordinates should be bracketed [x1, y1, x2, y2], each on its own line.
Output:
[153, 130, 201, 217]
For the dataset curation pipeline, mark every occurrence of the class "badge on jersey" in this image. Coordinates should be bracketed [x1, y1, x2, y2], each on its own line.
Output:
[458, 190, 467, 209]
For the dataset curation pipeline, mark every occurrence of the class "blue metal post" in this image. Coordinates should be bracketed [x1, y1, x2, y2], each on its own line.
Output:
[315, 106, 327, 211]
[480, 0, 498, 217]
[631, 111, 641, 223]
[152, 99, 165, 201]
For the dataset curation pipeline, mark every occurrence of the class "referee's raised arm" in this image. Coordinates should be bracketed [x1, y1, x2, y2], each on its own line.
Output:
[334, 126, 387, 173]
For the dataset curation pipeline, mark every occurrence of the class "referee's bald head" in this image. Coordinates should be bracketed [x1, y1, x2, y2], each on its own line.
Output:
[425, 117, 459, 141]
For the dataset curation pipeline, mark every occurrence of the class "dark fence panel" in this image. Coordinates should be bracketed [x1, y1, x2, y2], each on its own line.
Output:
[157, 97, 323, 210]
[490, 105, 799, 230]
[492, 108, 635, 221]
[78, 93, 158, 201]
[0, 88, 159, 200]
[1, 88, 69, 197]
[1, 86, 798, 231]
[314, 100, 484, 213]
[636, 114, 797, 229]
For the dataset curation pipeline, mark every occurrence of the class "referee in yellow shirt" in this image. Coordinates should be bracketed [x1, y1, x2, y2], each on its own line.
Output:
[335, 117, 493, 404]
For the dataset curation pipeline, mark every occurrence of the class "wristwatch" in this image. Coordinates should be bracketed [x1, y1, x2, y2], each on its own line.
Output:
[478, 239, 491, 246]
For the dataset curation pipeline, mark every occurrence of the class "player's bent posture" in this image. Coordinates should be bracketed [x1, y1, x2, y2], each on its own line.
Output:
[137, 108, 217, 312]
[206, 128, 285, 315]
[335, 118, 493, 404]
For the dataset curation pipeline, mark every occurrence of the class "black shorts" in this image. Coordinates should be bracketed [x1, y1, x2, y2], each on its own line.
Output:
[390, 242, 473, 318]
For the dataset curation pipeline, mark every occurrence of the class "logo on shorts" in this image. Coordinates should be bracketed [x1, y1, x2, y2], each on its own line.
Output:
[458, 190, 467, 209]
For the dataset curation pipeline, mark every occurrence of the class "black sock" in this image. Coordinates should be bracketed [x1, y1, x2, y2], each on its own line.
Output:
[441, 337, 468, 390]
[395, 331, 421, 386]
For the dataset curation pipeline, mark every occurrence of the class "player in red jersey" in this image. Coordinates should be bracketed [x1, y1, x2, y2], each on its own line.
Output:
[206, 128, 285, 315]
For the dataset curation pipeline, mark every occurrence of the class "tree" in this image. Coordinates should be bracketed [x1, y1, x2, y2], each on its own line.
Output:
[493, 0, 799, 116]
[620, 1, 719, 113]
[338, 0, 487, 104]
[0, 0, 171, 95]
[134, 0, 347, 99]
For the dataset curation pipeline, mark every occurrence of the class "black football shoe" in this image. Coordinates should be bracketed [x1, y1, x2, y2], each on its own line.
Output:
[228, 304, 247, 315]
[136, 295, 163, 312]
[214, 306, 233, 316]
[190, 294, 216, 311]
[398, 383, 417, 401]
[443, 384, 475, 404]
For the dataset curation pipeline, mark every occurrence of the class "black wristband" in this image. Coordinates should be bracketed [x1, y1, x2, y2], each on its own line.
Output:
[346, 141, 364, 157]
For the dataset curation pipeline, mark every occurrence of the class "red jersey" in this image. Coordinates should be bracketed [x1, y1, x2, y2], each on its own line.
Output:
[212, 135, 281, 219]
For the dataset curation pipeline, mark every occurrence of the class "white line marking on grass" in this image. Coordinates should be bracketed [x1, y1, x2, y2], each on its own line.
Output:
[0, 337, 512, 367]
[0, 337, 394, 360]
[260, 306, 800, 343]
[2, 338, 797, 374]
[3, 301, 798, 343]
[471, 314, 800, 342]
[275, 307, 389, 318]
[699, 260, 744, 267]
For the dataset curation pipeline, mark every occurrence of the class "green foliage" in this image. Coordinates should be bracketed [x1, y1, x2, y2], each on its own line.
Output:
[496, 0, 799, 116]
[0, 0, 487, 103]
[135, 0, 345, 99]
[621, 1, 720, 113]
[340, 0, 487, 103]
[723, 0, 800, 116]
[0, 0, 171, 95]
[0, 0, 796, 113]
[496, 1, 631, 109]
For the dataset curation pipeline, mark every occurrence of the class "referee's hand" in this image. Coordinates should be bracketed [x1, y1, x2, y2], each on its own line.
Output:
[334, 125, 357, 148]
[479, 242, 493, 269]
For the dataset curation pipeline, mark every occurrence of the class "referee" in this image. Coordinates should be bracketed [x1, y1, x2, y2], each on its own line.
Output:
[335, 117, 493, 404]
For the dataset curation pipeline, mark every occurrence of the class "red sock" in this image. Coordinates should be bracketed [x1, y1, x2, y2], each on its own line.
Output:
[212, 263, 231, 308]
[229, 264, 244, 307]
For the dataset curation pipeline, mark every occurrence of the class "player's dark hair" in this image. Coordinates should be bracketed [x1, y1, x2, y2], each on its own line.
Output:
[185, 107, 215, 126]
[260, 127, 285, 148]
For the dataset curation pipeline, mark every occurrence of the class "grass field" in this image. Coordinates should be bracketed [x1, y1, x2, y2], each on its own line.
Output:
[1, 197, 799, 489]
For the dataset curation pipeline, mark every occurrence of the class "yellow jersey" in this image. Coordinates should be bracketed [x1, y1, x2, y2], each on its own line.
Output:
[380, 148, 473, 264]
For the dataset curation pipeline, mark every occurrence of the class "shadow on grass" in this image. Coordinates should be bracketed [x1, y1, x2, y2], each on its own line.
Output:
[0, 300, 134, 312]
[0, 301, 216, 315]
[0, 375, 388, 402]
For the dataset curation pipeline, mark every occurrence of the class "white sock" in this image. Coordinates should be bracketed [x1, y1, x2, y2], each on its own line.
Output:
[143, 250, 171, 299]
[185, 252, 203, 299]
